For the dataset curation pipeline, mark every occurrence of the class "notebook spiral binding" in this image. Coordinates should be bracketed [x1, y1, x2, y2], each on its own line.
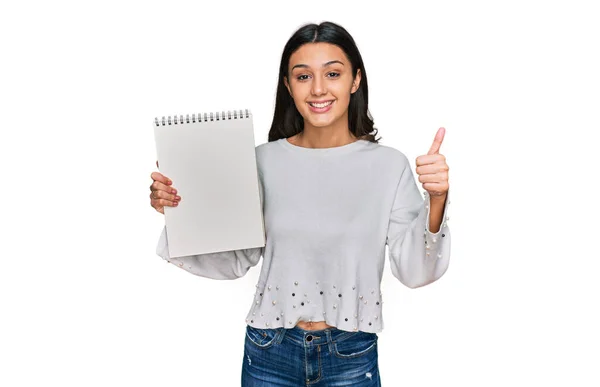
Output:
[154, 109, 252, 126]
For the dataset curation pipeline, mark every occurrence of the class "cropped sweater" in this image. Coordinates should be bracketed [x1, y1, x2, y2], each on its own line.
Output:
[156, 137, 451, 333]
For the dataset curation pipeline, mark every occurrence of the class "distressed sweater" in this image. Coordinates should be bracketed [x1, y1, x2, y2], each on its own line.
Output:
[156, 137, 451, 333]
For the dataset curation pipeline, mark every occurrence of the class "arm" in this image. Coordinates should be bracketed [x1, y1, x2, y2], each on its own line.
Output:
[156, 226, 263, 280]
[155, 174, 265, 280]
[386, 161, 451, 288]
[428, 193, 447, 233]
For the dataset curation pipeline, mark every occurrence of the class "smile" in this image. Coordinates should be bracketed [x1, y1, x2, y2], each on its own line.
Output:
[308, 101, 334, 108]
[307, 100, 335, 114]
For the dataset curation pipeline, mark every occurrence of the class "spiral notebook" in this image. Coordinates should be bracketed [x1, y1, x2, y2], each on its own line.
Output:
[153, 109, 265, 258]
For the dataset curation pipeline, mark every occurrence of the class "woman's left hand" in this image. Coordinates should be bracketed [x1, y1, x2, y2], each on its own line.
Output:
[415, 127, 449, 199]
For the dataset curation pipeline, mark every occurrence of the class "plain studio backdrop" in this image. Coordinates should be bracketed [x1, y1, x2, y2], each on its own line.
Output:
[1, 0, 598, 386]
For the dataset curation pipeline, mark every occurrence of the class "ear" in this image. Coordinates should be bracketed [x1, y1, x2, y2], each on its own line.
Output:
[284, 76, 292, 95]
[351, 69, 362, 94]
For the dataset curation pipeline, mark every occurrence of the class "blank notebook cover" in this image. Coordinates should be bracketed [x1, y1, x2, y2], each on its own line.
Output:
[153, 109, 265, 258]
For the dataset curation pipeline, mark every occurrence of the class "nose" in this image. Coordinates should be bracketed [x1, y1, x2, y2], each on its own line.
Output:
[311, 76, 326, 96]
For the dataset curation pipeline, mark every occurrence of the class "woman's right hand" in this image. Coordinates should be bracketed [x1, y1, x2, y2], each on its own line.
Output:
[150, 160, 181, 214]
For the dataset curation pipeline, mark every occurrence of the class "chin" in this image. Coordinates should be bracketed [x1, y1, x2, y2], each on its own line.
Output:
[309, 116, 341, 128]
[308, 120, 334, 128]
[301, 112, 336, 126]
[307, 121, 335, 129]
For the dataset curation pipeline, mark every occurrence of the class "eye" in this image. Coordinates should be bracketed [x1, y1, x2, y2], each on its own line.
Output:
[296, 74, 310, 81]
[327, 72, 340, 78]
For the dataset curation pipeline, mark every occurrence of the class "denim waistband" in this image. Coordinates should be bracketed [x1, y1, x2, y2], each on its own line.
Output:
[264, 325, 377, 346]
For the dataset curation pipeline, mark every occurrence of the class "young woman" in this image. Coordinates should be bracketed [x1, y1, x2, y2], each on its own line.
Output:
[149, 21, 451, 386]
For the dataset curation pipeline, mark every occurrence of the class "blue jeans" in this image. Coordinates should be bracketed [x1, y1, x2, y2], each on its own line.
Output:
[242, 324, 381, 386]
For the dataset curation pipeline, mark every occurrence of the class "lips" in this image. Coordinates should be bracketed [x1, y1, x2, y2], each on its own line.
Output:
[307, 100, 335, 114]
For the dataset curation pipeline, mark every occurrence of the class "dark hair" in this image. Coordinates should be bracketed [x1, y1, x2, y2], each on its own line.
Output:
[267, 21, 381, 143]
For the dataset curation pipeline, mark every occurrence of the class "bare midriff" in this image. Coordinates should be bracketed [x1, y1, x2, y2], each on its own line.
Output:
[295, 320, 336, 330]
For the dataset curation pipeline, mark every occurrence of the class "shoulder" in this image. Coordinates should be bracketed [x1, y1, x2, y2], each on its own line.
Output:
[255, 139, 282, 159]
[254, 139, 284, 172]
[255, 139, 279, 153]
[364, 141, 411, 169]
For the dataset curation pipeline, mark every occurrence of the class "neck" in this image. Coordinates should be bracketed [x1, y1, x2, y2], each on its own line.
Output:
[296, 116, 358, 149]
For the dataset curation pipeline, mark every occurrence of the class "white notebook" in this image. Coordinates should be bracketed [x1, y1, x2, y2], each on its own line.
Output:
[153, 109, 265, 258]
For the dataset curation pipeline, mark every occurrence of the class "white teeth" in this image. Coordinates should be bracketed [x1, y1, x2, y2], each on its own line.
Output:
[309, 101, 333, 108]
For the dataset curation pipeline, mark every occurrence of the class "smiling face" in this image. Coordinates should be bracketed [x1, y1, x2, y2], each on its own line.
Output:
[284, 42, 361, 132]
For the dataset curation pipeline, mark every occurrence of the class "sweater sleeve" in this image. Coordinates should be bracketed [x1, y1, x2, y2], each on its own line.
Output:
[385, 160, 451, 288]
[156, 226, 263, 280]
[155, 174, 265, 280]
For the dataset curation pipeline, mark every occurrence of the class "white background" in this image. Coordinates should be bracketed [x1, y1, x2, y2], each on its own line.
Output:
[1, 0, 599, 386]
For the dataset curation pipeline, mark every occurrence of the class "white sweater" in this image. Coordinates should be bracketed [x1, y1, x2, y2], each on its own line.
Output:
[156, 137, 451, 333]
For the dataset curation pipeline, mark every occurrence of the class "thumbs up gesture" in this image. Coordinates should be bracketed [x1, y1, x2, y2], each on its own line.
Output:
[415, 127, 449, 199]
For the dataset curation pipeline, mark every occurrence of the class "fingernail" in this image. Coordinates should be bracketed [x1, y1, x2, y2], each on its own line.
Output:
[174, 201, 178, 206]
[171, 189, 177, 194]
[167, 180, 172, 185]
[175, 196, 181, 200]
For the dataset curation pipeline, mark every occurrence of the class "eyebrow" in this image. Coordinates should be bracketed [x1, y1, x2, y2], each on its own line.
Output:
[291, 60, 345, 71]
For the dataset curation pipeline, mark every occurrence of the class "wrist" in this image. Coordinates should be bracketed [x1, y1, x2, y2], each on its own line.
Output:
[429, 192, 447, 202]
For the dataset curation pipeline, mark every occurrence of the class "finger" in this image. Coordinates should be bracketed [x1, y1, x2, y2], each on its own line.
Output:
[150, 187, 180, 203]
[150, 179, 178, 195]
[427, 127, 446, 155]
[150, 194, 180, 211]
[418, 171, 448, 184]
[416, 163, 449, 175]
[150, 171, 172, 186]
[158, 198, 179, 208]
[422, 182, 449, 194]
[416, 154, 445, 167]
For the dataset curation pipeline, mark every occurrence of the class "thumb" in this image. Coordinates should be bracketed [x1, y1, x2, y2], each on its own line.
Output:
[427, 127, 446, 155]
